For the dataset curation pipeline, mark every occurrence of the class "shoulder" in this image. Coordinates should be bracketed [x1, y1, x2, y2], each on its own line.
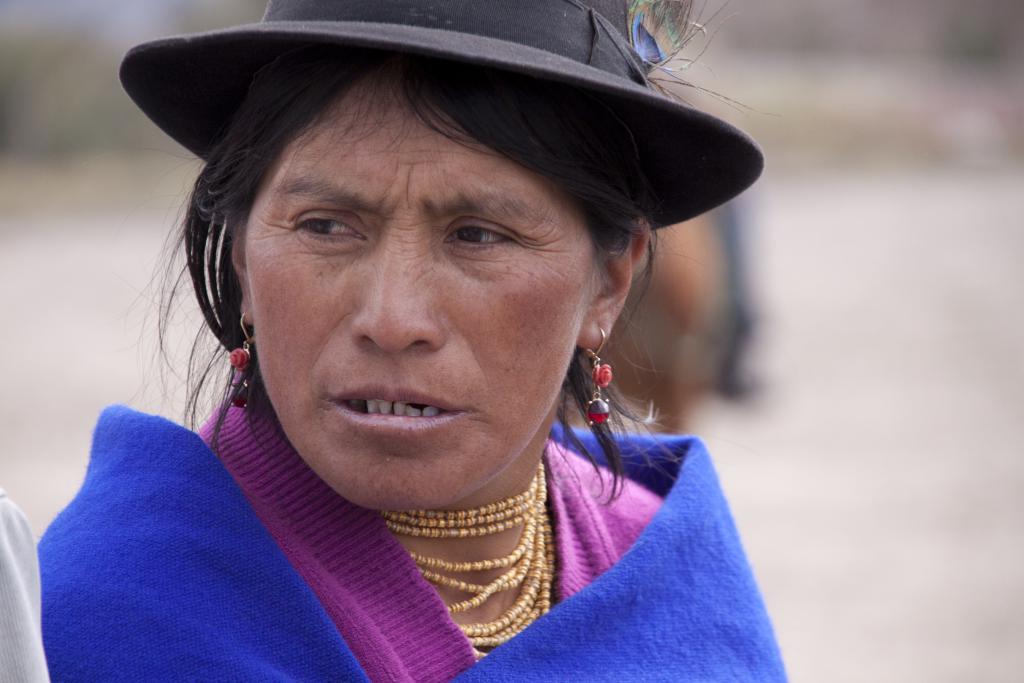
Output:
[39, 406, 361, 681]
[40, 406, 233, 560]
[544, 429, 723, 597]
[466, 436, 787, 681]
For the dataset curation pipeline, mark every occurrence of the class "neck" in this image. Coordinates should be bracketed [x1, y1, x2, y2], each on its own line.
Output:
[381, 456, 554, 651]
[393, 527, 526, 624]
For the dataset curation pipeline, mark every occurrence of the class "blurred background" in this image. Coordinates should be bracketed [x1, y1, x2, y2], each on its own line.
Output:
[1, 1, 1021, 681]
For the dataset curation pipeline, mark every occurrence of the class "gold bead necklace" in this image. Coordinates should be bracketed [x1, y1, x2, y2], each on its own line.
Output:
[380, 464, 554, 658]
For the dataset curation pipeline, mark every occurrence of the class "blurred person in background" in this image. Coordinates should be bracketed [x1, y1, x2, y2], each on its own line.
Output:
[0, 489, 50, 682]
[35, 1, 785, 680]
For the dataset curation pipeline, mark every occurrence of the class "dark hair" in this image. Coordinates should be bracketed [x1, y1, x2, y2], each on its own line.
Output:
[166, 46, 658, 492]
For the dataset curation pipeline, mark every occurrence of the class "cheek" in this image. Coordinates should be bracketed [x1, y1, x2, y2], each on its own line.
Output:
[244, 248, 338, 411]
[474, 260, 592, 410]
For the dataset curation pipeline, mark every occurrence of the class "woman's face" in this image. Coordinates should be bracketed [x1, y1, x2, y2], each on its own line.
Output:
[234, 75, 642, 510]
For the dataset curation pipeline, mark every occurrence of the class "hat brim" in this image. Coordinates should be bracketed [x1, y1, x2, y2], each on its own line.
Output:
[121, 21, 763, 226]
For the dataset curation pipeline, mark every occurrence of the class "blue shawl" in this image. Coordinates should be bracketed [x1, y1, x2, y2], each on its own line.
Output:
[40, 406, 786, 681]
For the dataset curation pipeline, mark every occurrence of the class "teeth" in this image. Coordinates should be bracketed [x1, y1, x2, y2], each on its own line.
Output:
[358, 399, 441, 417]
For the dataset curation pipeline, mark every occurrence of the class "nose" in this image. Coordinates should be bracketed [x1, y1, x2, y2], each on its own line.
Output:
[348, 246, 446, 355]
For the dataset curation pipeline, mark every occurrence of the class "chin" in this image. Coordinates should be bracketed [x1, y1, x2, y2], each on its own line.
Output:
[295, 438, 481, 511]
[279, 402, 542, 511]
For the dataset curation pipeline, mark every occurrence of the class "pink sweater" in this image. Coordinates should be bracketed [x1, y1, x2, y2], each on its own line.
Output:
[204, 407, 662, 682]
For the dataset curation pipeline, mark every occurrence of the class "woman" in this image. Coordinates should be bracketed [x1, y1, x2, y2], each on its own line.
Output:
[39, 1, 785, 680]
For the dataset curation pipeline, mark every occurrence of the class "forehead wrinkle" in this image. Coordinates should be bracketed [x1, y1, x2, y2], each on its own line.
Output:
[270, 174, 395, 215]
[419, 187, 548, 225]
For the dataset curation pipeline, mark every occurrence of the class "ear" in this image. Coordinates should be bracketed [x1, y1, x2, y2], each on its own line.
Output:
[230, 228, 253, 322]
[578, 228, 651, 350]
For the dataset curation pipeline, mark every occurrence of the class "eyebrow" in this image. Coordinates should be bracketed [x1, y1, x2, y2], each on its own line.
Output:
[421, 192, 539, 224]
[272, 175, 545, 224]
[273, 177, 379, 213]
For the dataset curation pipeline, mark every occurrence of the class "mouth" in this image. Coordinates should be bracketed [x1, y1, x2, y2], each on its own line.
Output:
[343, 398, 446, 418]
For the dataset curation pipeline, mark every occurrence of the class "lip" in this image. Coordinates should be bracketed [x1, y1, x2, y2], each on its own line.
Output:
[329, 385, 461, 414]
[326, 392, 466, 436]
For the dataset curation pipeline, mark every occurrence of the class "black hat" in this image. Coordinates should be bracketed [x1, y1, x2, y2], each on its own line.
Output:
[120, 0, 762, 226]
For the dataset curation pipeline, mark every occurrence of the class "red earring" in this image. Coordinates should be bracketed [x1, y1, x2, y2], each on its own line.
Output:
[584, 328, 613, 426]
[229, 315, 254, 408]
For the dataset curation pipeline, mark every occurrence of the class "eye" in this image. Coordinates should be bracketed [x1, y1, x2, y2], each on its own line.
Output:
[297, 217, 360, 237]
[451, 226, 507, 245]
